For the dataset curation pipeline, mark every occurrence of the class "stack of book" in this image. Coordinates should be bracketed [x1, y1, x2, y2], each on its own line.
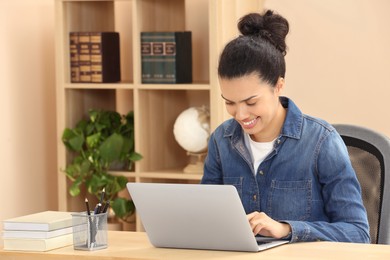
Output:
[141, 31, 192, 84]
[69, 31, 121, 83]
[2, 211, 74, 251]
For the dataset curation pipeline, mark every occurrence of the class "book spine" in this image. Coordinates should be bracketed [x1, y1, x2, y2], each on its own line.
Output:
[152, 40, 168, 83]
[90, 32, 121, 83]
[164, 41, 177, 82]
[3, 233, 73, 252]
[69, 32, 80, 83]
[141, 32, 176, 84]
[141, 37, 152, 82]
[90, 32, 103, 83]
[78, 32, 91, 83]
[2, 226, 73, 239]
[175, 32, 192, 83]
[141, 32, 192, 84]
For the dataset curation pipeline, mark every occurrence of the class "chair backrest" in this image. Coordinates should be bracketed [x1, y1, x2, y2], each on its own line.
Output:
[333, 124, 390, 244]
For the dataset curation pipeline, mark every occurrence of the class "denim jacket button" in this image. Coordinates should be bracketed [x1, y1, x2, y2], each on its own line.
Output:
[259, 170, 264, 175]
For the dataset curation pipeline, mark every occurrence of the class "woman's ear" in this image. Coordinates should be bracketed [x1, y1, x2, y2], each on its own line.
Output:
[274, 77, 285, 95]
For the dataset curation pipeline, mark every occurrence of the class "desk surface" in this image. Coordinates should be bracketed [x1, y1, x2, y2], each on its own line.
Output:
[1, 231, 390, 260]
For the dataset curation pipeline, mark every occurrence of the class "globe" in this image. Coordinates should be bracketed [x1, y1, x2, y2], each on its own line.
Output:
[173, 106, 210, 173]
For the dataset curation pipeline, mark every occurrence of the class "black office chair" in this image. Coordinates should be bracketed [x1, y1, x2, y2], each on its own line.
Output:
[334, 124, 390, 244]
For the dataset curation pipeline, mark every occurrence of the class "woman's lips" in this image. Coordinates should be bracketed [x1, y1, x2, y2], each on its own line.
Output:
[241, 117, 259, 129]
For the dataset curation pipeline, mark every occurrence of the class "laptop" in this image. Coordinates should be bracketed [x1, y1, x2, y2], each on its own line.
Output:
[126, 183, 289, 252]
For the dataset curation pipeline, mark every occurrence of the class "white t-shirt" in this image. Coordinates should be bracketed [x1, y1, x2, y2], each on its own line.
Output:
[245, 133, 276, 175]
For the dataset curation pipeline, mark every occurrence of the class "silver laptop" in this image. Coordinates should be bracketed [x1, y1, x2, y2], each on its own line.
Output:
[126, 183, 289, 252]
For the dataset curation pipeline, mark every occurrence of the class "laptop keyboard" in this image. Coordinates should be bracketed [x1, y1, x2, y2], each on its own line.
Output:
[256, 236, 278, 244]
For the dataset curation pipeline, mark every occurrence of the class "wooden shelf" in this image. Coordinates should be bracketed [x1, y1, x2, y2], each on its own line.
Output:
[109, 170, 203, 181]
[137, 83, 210, 90]
[55, 0, 264, 231]
[64, 83, 135, 89]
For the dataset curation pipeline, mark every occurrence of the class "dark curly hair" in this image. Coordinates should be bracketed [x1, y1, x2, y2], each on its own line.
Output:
[218, 10, 289, 86]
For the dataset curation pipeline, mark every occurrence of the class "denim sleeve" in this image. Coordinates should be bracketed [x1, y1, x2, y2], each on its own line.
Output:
[201, 132, 223, 184]
[285, 130, 370, 243]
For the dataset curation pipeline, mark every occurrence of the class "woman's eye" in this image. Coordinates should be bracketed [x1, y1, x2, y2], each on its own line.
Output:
[247, 102, 257, 106]
[225, 102, 234, 106]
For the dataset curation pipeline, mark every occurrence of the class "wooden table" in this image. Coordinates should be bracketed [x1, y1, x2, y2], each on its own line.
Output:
[1, 231, 390, 259]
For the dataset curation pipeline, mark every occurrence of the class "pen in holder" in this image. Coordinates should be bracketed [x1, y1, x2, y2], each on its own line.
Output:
[72, 211, 108, 251]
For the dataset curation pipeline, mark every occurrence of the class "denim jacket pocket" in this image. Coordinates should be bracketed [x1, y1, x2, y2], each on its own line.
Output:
[267, 179, 312, 221]
[223, 177, 243, 199]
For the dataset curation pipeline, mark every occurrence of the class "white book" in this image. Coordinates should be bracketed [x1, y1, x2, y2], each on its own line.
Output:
[3, 233, 73, 252]
[2, 211, 73, 231]
[2, 226, 73, 239]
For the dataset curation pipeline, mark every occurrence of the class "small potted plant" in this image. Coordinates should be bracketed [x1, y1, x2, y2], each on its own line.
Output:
[61, 109, 142, 224]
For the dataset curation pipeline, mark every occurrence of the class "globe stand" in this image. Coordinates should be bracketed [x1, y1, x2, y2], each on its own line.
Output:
[183, 152, 206, 174]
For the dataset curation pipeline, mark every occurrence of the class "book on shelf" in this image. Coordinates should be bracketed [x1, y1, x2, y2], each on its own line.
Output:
[2, 233, 73, 252]
[69, 32, 79, 82]
[78, 32, 92, 83]
[90, 32, 121, 83]
[2, 211, 73, 231]
[2, 226, 73, 239]
[141, 31, 192, 84]
[69, 31, 121, 83]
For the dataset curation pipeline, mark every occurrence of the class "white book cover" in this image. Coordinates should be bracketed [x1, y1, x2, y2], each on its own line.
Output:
[2, 226, 73, 239]
[3, 233, 73, 252]
[2, 211, 73, 231]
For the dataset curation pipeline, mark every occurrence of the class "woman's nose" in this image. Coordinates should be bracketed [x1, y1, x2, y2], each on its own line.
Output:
[235, 104, 249, 120]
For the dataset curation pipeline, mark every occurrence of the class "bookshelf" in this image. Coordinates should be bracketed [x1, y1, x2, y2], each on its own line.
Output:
[55, 0, 264, 231]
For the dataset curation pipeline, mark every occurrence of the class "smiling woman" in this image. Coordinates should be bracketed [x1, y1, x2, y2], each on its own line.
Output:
[201, 10, 370, 244]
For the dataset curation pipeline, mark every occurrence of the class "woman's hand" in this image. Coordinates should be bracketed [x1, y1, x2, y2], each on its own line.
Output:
[247, 211, 291, 239]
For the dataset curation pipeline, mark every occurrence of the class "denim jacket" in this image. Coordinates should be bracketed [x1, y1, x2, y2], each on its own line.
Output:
[201, 97, 370, 243]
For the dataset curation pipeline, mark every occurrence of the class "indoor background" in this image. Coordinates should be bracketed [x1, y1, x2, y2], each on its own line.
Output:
[1, 0, 389, 242]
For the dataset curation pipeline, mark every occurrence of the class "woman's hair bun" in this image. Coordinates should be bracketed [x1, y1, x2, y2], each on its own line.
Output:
[238, 10, 289, 55]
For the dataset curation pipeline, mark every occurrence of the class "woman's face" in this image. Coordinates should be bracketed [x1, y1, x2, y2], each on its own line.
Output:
[220, 73, 284, 142]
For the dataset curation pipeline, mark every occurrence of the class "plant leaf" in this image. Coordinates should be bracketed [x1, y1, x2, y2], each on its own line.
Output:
[86, 132, 101, 149]
[69, 176, 83, 197]
[75, 119, 88, 132]
[119, 137, 132, 161]
[99, 133, 123, 163]
[89, 110, 99, 123]
[86, 174, 106, 196]
[79, 159, 91, 176]
[111, 197, 135, 219]
[129, 152, 143, 162]
[62, 128, 84, 151]
[116, 175, 128, 190]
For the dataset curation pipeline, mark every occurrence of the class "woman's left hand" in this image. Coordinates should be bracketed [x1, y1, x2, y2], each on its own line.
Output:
[247, 211, 291, 239]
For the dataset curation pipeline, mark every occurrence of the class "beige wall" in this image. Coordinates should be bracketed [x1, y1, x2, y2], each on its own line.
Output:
[1, 0, 389, 239]
[265, 0, 390, 136]
[0, 0, 57, 237]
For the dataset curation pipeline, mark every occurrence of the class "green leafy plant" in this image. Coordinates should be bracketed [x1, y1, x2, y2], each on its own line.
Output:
[62, 109, 142, 222]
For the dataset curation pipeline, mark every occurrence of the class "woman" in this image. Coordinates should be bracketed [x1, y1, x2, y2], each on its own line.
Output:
[201, 10, 370, 243]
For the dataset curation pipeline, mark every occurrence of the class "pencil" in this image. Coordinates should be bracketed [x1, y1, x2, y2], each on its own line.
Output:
[102, 200, 110, 213]
[85, 198, 91, 215]
[94, 203, 102, 215]
[100, 187, 105, 204]
[85, 198, 94, 245]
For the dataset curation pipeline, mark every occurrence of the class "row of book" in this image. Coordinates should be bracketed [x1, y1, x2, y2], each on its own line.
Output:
[2, 211, 74, 251]
[69, 31, 192, 84]
[141, 31, 192, 84]
[70, 32, 121, 83]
